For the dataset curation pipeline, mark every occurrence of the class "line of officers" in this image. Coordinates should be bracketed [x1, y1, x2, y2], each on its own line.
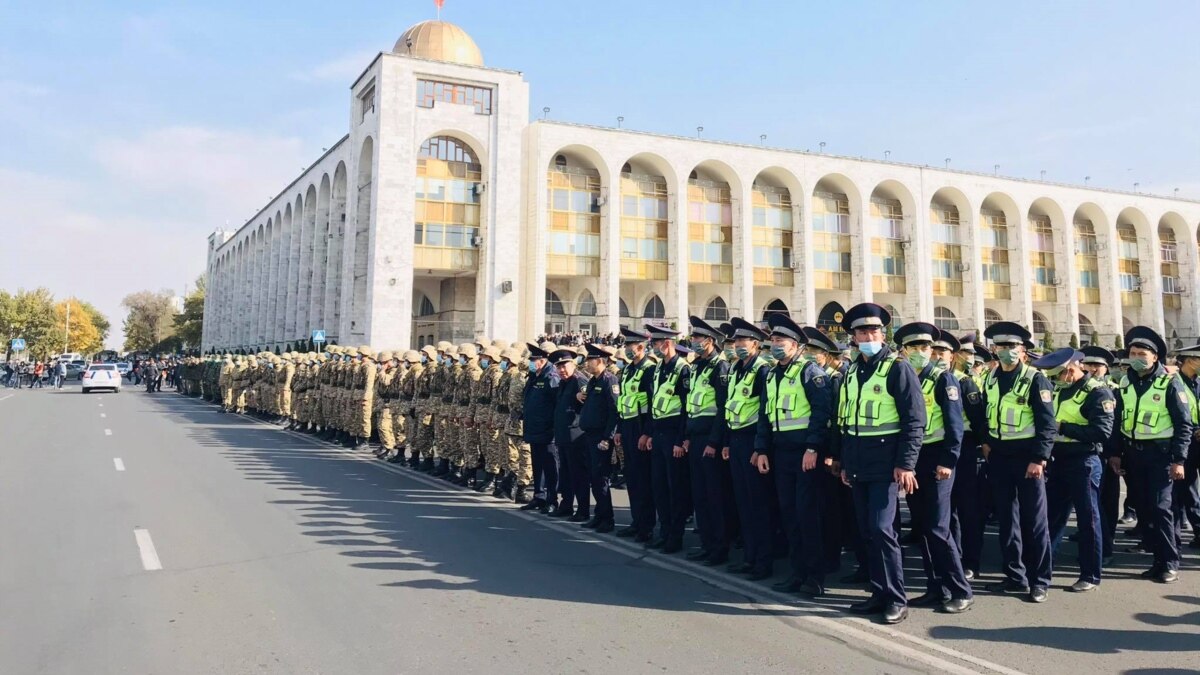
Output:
[178, 301, 1198, 626]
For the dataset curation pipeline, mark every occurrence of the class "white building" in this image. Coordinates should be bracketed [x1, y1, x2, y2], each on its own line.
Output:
[202, 19, 1200, 353]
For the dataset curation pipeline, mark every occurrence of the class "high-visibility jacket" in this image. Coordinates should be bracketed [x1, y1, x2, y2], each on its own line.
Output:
[838, 354, 901, 437]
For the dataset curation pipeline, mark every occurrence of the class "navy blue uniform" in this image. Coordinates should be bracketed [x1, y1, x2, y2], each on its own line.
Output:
[1113, 363, 1193, 573]
[580, 370, 621, 524]
[619, 356, 656, 537]
[553, 370, 591, 515]
[1174, 373, 1200, 546]
[983, 366, 1056, 592]
[839, 346, 926, 608]
[523, 364, 560, 504]
[951, 371, 989, 575]
[1046, 375, 1114, 585]
[647, 355, 691, 547]
[756, 358, 834, 587]
[911, 364, 970, 603]
[687, 352, 731, 561]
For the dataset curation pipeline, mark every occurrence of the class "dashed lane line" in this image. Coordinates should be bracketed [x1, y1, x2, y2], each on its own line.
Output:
[133, 529, 162, 571]
[104, 429, 112, 436]
[113, 458, 125, 472]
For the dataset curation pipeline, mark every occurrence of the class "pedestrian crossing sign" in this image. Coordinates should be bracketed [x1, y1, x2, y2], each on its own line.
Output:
[311, 330, 326, 343]
[10, 338, 25, 351]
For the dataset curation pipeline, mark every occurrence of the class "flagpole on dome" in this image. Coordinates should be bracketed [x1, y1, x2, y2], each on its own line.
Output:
[435, 0, 444, 20]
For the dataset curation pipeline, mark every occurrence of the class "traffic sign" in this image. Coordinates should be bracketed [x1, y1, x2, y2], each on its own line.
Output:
[10, 338, 25, 351]
[311, 330, 326, 343]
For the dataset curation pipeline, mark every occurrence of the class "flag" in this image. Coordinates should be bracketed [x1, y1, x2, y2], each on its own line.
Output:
[435, 0, 445, 9]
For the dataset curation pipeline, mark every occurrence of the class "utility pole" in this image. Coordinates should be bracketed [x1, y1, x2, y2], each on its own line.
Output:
[64, 298, 71, 353]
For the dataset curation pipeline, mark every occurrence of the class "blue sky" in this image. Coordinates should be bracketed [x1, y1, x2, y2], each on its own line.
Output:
[2, 0, 1197, 347]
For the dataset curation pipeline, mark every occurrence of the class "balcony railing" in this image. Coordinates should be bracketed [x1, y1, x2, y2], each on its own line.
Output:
[414, 245, 478, 272]
[814, 270, 852, 291]
[1121, 291, 1143, 307]
[689, 263, 733, 284]
[1032, 285, 1058, 303]
[547, 254, 600, 277]
[872, 275, 907, 294]
[754, 267, 794, 287]
[931, 278, 963, 297]
[620, 259, 668, 280]
[1164, 293, 1182, 310]
[1077, 287, 1101, 305]
[983, 282, 1012, 300]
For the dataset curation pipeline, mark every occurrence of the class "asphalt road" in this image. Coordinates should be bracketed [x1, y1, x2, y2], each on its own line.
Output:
[1, 382, 1197, 674]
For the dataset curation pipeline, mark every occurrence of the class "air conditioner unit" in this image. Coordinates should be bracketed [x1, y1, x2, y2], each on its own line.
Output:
[473, 183, 487, 195]
[956, 262, 970, 272]
[899, 238, 913, 249]
[594, 196, 607, 207]
[790, 260, 801, 270]
[472, 234, 484, 248]
[1051, 274, 1064, 286]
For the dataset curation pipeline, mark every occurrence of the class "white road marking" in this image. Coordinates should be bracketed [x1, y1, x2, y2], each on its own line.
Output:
[100, 413, 107, 418]
[104, 429, 112, 436]
[0, 394, 13, 403]
[113, 458, 125, 472]
[133, 529, 162, 571]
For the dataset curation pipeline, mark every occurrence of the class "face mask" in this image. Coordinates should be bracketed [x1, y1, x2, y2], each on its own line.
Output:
[858, 341, 883, 357]
[735, 346, 751, 360]
[770, 345, 788, 361]
[528, 362, 538, 373]
[997, 349, 1019, 366]
[500, 361, 509, 373]
[1129, 357, 1151, 373]
[480, 358, 490, 368]
[459, 356, 467, 366]
[724, 348, 737, 360]
[616, 361, 626, 370]
[907, 353, 930, 370]
[421, 355, 428, 364]
[653, 345, 666, 359]
[624, 347, 637, 360]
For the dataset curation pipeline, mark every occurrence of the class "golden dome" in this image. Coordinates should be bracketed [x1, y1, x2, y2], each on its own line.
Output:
[393, 20, 483, 66]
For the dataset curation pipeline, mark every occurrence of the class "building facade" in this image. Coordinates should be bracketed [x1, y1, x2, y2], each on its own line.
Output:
[202, 20, 1200, 353]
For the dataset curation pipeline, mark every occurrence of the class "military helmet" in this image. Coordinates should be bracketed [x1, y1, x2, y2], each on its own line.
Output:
[420, 345, 438, 360]
[481, 345, 503, 362]
[459, 343, 478, 360]
[378, 350, 394, 362]
[402, 350, 421, 364]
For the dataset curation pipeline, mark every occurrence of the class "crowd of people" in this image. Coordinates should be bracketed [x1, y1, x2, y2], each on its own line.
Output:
[173, 302, 1197, 625]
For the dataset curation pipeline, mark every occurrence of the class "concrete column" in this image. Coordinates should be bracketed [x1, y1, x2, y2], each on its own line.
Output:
[732, 181, 753, 322]
[1180, 225, 1200, 340]
[667, 174, 690, 329]
[598, 165, 622, 335]
[295, 200, 313, 345]
[791, 194, 816, 325]
[907, 176, 933, 322]
[286, 201, 303, 342]
[964, 199, 985, 333]
[1005, 203, 1032, 329]
[850, 191, 873, 306]
[1096, 213, 1122, 342]
[265, 227, 279, 346]
[1143, 224, 1166, 335]
[1056, 206, 1082, 341]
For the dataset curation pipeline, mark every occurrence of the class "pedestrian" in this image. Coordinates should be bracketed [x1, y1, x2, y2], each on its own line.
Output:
[981, 321, 1056, 603]
[838, 303, 925, 625]
[1112, 326, 1192, 584]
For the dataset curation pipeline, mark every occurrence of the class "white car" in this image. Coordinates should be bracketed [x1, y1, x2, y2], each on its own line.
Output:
[115, 362, 132, 377]
[82, 364, 122, 393]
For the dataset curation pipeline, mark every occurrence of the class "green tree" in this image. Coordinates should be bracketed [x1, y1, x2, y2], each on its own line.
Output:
[174, 275, 206, 349]
[1114, 334, 1124, 350]
[1091, 331, 1100, 347]
[122, 290, 178, 352]
[1042, 331, 1055, 351]
[0, 288, 57, 360]
[1069, 333, 1080, 349]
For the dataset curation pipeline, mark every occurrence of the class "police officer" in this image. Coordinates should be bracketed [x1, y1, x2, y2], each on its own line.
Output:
[756, 314, 832, 593]
[521, 342, 561, 514]
[981, 321, 1056, 603]
[1112, 326, 1192, 584]
[1034, 347, 1114, 593]
[643, 324, 692, 553]
[838, 303, 925, 625]
[1169, 344, 1200, 550]
[684, 316, 732, 565]
[949, 333, 989, 580]
[551, 347, 590, 520]
[615, 328, 656, 542]
[802, 326, 867, 583]
[578, 344, 620, 533]
[897, 323, 972, 614]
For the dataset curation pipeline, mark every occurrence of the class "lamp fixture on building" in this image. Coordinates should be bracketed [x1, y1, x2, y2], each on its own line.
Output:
[542, 106, 550, 119]
[760, 134, 766, 146]
[884, 150, 890, 160]
[617, 116, 624, 128]
[944, 158, 951, 168]
[696, 126, 703, 138]
[994, 164, 1000, 175]
[819, 141, 826, 154]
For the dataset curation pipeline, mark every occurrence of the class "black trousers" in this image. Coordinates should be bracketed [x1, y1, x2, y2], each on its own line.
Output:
[621, 419, 655, 535]
[651, 423, 690, 542]
[531, 441, 558, 503]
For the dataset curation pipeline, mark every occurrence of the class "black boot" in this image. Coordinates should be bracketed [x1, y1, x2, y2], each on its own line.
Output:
[475, 472, 496, 493]
[420, 457, 437, 473]
[407, 454, 422, 470]
[494, 473, 514, 499]
[513, 486, 530, 504]
[432, 458, 450, 477]
[456, 467, 474, 487]
[386, 448, 405, 463]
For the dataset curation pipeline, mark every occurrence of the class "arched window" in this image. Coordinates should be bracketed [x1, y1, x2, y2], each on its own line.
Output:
[1078, 314, 1095, 340]
[762, 299, 789, 322]
[930, 200, 963, 297]
[933, 306, 959, 331]
[578, 290, 597, 316]
[545, 288, 565, 316]
[984, 308, 1003, 329]
[1029, 212, 1057, 302]
[704, 296, 729, 321]
[619, 298, 630, 318]
[1074, 219, 1100, 304]
[414, 294, 435, 317]
[885, 304, 903, 329]
[415, 136, 482, 270]
[1160, 225, 1181, 309]
[1117, 223, 1141, 307]
[644, 295, 665, 320]
[1032, 311, 1048, 336]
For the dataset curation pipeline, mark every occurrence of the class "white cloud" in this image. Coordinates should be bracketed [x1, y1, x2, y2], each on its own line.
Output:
[290, 50, 378, 83]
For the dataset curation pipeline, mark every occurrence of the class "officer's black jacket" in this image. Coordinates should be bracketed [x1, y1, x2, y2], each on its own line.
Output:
[1180, 373, 1200, 463]
[753, 357, 833, 458]
[837, 346, 925, 482]
[685, 352, 730, 450]
[982, 363, 1057, 462]
[553, 369, 590, 448]
[644, 354, 690, 448]
[580, 370, 619, 440]
[522, 363, 560, 444]
[1052, 374, 1114, 458]
[826, 362, 847, 462]
[1113, 363, 1193, 463]
[919, 363, 964, 472]
[957, 371, 987, 442]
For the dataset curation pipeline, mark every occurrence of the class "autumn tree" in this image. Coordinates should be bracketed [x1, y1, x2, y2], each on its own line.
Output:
[122, 290, 177, 352]
[54, 299, 103, 354]
[174, 275, 206, 349]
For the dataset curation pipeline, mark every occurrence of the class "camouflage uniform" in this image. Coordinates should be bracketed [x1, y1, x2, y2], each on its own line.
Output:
[412, 346, 438, 466]
[353, 347, 376, 440]
[219, 356, 235, 410]
[373, 352, 396, 452]
[477, 346, 505, 482]
[501, 348, 534, 491]
[450, 344, 479, 474]
[397, 350, 422, 460]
